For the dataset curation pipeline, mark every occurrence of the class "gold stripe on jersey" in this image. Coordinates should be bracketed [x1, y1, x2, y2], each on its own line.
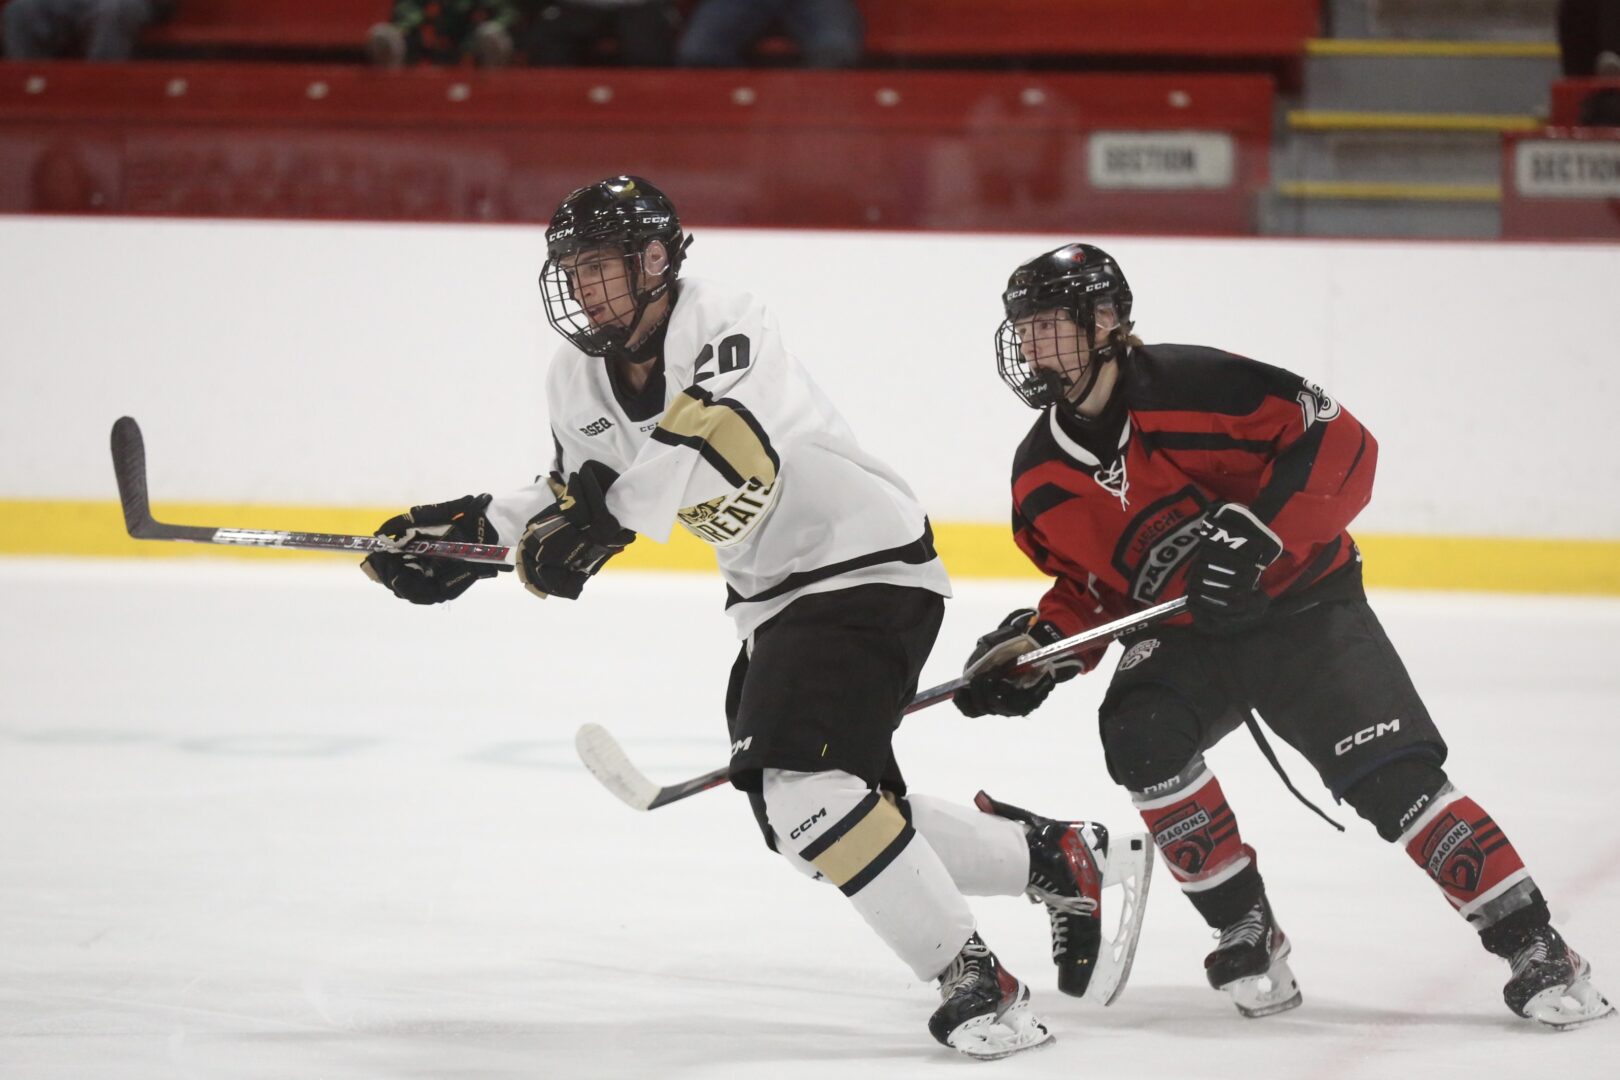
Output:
[653, 388, 780, 490]
[799, 792, 912, 895]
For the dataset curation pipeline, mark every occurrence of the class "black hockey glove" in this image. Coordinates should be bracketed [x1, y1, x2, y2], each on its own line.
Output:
[516, 460, 636, 600]
[1185, 502, 1285, 635]
[361, 493, 508, 605]
[953, 609, 1084, 718]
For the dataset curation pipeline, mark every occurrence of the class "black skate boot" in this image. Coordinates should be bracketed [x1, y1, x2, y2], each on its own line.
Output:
[928, 933, 1053, 1059]
[976, 791, 1152, 1005]
[1205, 895, 1302, 1018]
[1498, 925, 1615, 1029]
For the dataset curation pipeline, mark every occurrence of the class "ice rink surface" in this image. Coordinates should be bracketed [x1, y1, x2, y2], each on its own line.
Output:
[2, 557, 1618, 1079]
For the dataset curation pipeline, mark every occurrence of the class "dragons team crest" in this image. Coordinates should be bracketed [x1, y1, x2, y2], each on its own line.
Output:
[1118, 638, 1161, 672]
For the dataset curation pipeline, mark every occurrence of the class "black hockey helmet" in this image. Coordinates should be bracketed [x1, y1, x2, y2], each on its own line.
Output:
[539, 175, 693, 358]
[995, 243, 1134, 411]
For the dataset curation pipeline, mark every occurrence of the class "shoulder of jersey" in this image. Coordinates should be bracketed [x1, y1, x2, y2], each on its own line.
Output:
[666, 278, 768, 375]
[1012, 408, 1058, 479]
[545, 336, 599, 398]
[1126, 343, 1301, 418]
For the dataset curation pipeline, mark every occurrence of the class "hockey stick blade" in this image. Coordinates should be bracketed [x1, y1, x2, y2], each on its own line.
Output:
[574, 723, 730, 811]
[576, 596, 1188, 811]
[108, 416, 515, 563]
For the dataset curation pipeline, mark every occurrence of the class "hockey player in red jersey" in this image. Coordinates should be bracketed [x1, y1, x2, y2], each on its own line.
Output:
[953, 241, 1614, 1029]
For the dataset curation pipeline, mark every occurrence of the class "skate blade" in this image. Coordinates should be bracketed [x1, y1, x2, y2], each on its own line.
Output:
[944, 1001, 1056, 1061]
[1084, 832, 1153, 1007]
[1221, 956, 1303, 1019]
[1523, 979, 1617, 1031]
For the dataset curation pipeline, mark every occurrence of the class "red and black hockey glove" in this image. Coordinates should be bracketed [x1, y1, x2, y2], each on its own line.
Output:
[361, 493, 508, 605]
[953, 609, 1084, 718]
[517, 460, 636, 600]
[1185, 502, 1284, 635]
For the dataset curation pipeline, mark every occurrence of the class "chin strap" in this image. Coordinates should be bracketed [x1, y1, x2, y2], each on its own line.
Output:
[608, 296, 674, 366]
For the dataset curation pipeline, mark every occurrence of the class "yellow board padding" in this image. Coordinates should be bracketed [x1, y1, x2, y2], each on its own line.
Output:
[1, 500, 1617, 596]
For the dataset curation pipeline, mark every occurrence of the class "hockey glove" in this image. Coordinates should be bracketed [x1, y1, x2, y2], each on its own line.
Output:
[361, 493, 508, 605]
[516, 460, 636, 600]
[953, 609, 1084, 718]
[1185, 502, 1284, 635]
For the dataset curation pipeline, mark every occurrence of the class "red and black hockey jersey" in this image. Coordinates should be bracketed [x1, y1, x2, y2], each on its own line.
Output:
[1011, 343, 1376, 667]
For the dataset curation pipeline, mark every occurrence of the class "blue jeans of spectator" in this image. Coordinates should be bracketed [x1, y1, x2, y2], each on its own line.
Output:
[2, 0, 159, 61]
[677, 0, 862, 68]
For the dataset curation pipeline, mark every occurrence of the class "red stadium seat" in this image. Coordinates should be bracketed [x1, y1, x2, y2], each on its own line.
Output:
[142, 0, 388, 53]
[0, 63, 1275, 233]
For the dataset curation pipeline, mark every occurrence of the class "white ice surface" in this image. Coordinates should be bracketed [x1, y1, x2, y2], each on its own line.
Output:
[2, 558, 1618, 1079]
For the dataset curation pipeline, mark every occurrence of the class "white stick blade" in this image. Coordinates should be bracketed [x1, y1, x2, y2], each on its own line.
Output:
[1087, 832, 1154, 1006]
[575, 723, 660, 811]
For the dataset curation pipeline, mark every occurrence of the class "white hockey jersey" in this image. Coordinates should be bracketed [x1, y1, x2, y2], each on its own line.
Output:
[485, 278, 950, 638]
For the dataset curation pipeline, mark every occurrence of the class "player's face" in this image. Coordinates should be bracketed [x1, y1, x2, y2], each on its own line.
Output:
[560, 247, 639, 330]
[1015, 304, 1118, 404]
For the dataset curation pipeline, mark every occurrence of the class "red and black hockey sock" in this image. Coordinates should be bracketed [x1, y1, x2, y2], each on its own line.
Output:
[1399, 788, 1535, 929]
[1133, 768, 1264, 930]
[1479, 891, 1553, 958]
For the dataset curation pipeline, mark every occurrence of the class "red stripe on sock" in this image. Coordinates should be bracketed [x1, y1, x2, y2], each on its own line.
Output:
[1139, 773, 1251, 886]
[1404, 795, 1526, 909]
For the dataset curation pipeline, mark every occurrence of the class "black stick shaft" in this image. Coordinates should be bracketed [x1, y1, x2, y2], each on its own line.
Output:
[593, 596, 1189, 810]
[109, 416, 514, 564]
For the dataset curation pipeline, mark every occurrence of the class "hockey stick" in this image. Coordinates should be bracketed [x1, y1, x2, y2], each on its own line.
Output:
[109, 416, 514, 564]
[576, 596, 1187, 811]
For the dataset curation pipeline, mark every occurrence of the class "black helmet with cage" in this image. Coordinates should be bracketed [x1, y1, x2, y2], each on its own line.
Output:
[539, 175, 693, 359]
[994, 243, 1134, 411]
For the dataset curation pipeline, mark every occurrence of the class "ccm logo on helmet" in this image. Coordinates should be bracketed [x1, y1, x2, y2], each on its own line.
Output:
[1335, 719, 1401, 756]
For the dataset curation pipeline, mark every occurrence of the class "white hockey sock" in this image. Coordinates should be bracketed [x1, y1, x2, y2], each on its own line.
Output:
[764, 768, 976, 982]
[906, 793, 1029, 897]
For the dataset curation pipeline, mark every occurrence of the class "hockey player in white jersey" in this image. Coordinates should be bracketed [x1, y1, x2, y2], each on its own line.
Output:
[361, 175, 1152, 1058]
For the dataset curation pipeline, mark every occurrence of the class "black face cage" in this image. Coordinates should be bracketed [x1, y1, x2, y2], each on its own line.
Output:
[995, 318, 1068, 409]
[995, 296, 1127, 411]
[538, 245, 648, 358]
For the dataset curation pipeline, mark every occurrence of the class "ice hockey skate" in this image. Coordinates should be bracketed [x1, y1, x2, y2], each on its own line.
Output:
[1206, 895, 1302, 1018]
[928, 933, 1053, 1060]
[976, 791, 1152, 1005]
[1500, 926, 1616, 1030]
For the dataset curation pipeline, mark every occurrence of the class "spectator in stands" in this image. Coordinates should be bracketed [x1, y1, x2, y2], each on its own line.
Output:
[1578, 87, 1620, 124]
[1557, 0, 1620, 76]
[1, 0, 173, 61]
[368, 1, 520, 69]
[520, 1, 679, 67]
[677, 0, 862, 68]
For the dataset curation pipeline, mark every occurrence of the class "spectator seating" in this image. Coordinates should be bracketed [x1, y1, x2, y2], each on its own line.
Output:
[1550, 77, 1620, 125]
[0, 63, 1274, 232]
[140, 0, 387, 58]
[132, 0, 1317, 64]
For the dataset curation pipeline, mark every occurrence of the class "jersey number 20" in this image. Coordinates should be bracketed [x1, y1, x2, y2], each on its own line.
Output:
[694, 335, 751, 383]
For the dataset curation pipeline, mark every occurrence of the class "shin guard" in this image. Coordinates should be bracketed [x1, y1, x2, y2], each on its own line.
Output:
[1399, 789, 1529, 926]
[764, 769, 976, 981]
[1134, 767, 1253, 889]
